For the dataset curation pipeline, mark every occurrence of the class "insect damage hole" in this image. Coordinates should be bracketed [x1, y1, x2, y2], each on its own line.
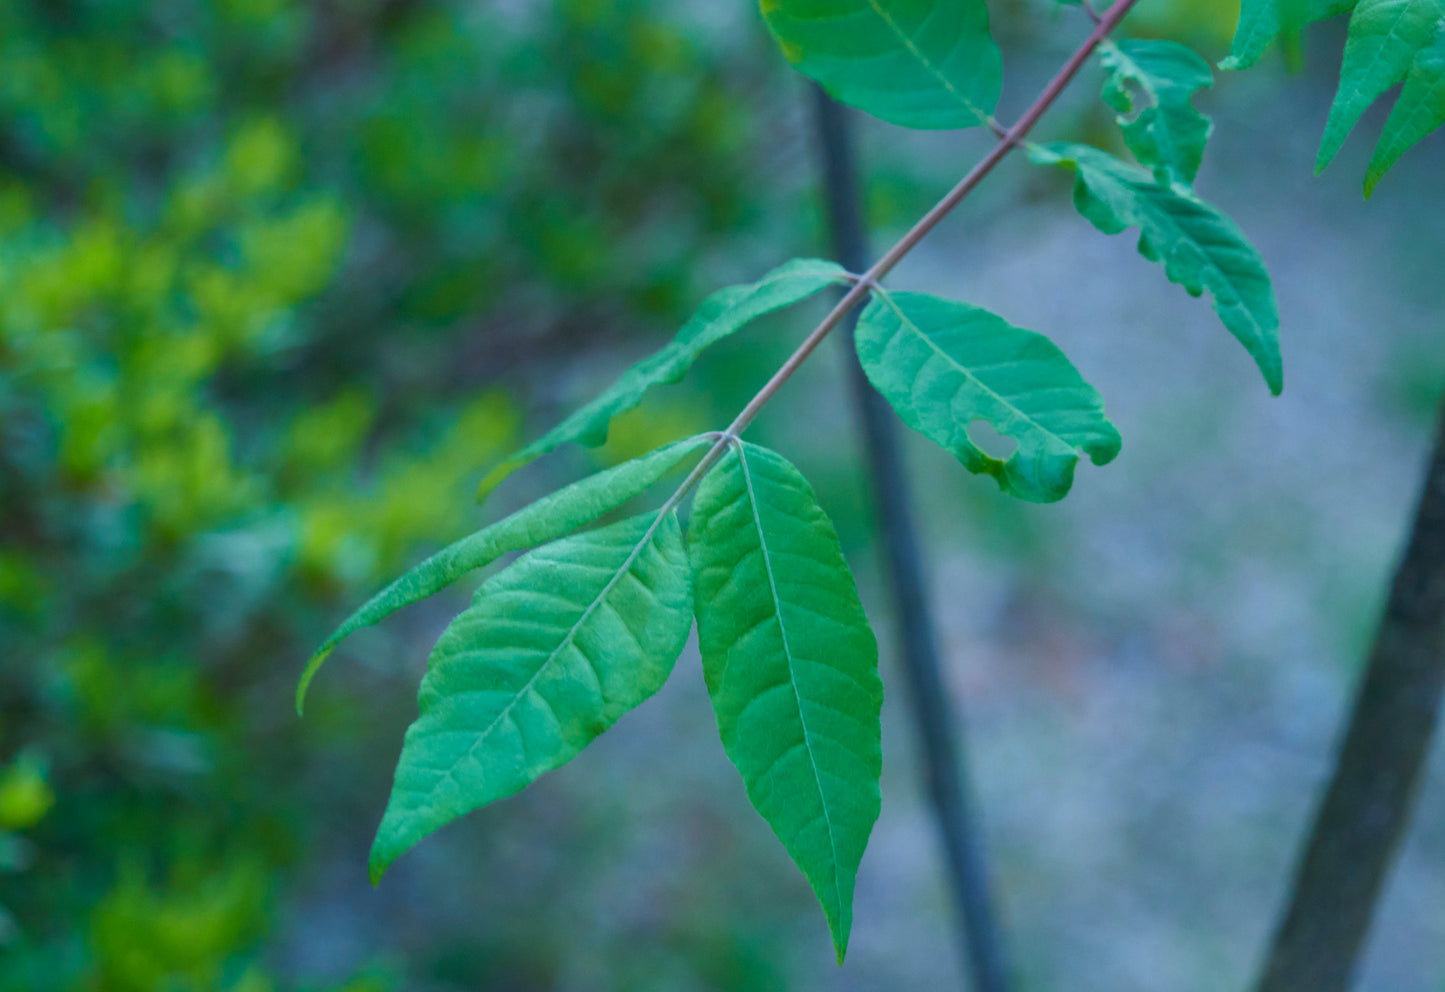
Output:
[967, 419, 1017, 460]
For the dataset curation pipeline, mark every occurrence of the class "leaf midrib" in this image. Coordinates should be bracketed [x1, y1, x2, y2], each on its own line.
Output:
[416, 516, 668, 807]
[681, 265, 849, 350]
[1345, 0, 1435, 106]
[1325, 0, 1440, 167]
[1384, 45, 1445, 143]
[1075, 161, 1268, 340]
[1127, 181, 1268, 339]
[735, 444, 845, 917]
[861, 0, 992, 127]
[878, 292, 1076, 456]
[521, 264, 846, 460]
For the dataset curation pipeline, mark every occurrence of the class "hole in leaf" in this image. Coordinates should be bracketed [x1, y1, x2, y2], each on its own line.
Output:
[1115, 79, 1148, 123]
[967, 419, 1017, 461]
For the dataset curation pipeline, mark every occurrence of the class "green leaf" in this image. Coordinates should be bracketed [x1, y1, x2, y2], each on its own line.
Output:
[478, 258, 848, 497]
[758, 0, 1002, 130]
[1366, 28, 1445, 195]
[1099, 39, 1214, 186]
[370, 511, 693, 882]
[856, 290, 1121, 503]
[1222, 0, 1355, 70]
[297, 435, 711, 712]
[1317, 0, 1445, 187]
[688, 441, 882, 962]
[1031, 142, 1283, 395]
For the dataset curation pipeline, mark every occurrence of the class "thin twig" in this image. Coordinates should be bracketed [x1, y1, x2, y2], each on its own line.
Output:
[659, 0, 1138, 508]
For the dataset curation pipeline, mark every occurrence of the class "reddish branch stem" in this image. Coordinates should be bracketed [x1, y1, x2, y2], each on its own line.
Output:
[720, 0, 1139, 441]
[655, 0, 1140, 512]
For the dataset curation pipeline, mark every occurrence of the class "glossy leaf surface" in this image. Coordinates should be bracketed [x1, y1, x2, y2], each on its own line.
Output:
[688, 441, 882, 962]
[298, 435, 710, 711]
[1317, 0, 1445, 190]
[857, 291, 1120, 502]
[759, 0, 1002, 130]
[1100, 39, 1214, 185]
[478, 258, 847, 496]
[370, 511, 693, 882]
[1032, 143, 1283, 395]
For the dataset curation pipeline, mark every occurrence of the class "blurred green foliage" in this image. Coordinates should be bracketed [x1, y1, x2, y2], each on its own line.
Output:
[0, 1, 788, 987]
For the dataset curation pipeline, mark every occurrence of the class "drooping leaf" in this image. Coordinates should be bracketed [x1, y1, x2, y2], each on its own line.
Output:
[478, 258, 848, 497]
[1099, 39, 1214, 186]
[758, 0, 1003, 130]
[1366, 28, 1445, 195]
[856, 290, 1121, 503]
[1316, 0, 1445, 188]
[1221, 0, 1355, 70]
[370, 511, 694, 882]
[297, 435, 711, 712]
[1031, 142, 1283, 395]
[688, 441, 882, 962]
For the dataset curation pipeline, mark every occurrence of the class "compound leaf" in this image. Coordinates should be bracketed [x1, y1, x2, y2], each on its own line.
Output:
[1317, 0, 1445, 188]
[688, 441, 882, 962]
[298, 435, 710, 712]
[759, 0, 1002, 130]
[857, 290, 1121, 503]
[370, 511, 693, 882]
[1100, 39, 1214, 186]
[1366, 28, 1445, 195]
[1031, 142, 1283, 395]
[478, 258, 848, 497]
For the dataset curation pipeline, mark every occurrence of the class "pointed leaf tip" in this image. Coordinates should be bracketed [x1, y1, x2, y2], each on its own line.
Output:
[1359, 25, 1445, 196]
[1315, 0, 1445, 185]
[474, 456, 526, 503]
[295, 647, 333, 715]
[689, 442, 882, 959]
[477, 259, 848, 497]
[1223, 0, 1356, 72]
[371, 511, 694, 879]
[295, 436, 711, 710]
[1033, 143, 1283, 396]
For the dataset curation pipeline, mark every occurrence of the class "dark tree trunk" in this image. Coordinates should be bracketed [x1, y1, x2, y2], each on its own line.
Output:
[1255, 397, 1445, 992]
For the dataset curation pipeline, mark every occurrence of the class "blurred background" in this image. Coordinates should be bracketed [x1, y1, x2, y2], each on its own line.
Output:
[2, 0, 1443, 990]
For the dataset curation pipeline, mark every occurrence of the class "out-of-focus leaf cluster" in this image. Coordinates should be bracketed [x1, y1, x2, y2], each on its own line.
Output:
[0, 1, 788, 988]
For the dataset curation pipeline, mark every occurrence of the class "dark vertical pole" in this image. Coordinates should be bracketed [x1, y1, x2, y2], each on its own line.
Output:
[810, 85, 1015, 992]
[1254, 398, 1445, 992]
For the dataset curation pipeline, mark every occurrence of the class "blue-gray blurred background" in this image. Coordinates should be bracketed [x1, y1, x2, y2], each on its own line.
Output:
[2, 1, 1443, 989]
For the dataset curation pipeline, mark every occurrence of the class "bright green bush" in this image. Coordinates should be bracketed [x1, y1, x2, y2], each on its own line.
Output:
[0, 2, 789, 988]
